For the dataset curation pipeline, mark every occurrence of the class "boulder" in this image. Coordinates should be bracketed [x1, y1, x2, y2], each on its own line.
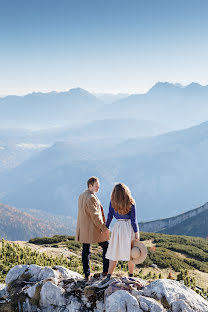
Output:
[39, 281, 66, 307]
[53, 266, 82, 280]
[1, 265, 208, 312]
[38, 267, 58, 284]
[138, 295, 164, 312]
[5, 264, 28, 285]
[143, 279, 208, 312]
[105, 289, 141, 312]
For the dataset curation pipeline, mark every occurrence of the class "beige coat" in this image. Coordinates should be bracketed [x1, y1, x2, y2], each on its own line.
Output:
[76, 189, 109, 244]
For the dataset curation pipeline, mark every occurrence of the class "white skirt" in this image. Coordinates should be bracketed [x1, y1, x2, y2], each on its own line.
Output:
[105, 219, 135, 261]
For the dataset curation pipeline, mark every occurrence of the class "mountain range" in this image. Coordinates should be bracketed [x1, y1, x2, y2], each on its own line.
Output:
[0, 88, 102, 128]
[1, 120, 208, 220]
[139, 202, 208, 238]
[1, 82, 208, 130]
[0, 203, 76, 241]
[99, 82, 208, 130]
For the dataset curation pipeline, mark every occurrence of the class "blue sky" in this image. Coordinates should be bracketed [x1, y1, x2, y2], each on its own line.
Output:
[0, 0, 208, 95]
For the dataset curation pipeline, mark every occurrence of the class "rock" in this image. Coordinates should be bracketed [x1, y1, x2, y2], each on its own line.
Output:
[151, 264, 158, 269]
[27, 264, 42, 282]
[65, 297, 82, 311]
[38, 267, 58, 284]
[131, 289, 143, 296]
[94, 300, 105, 312]
[53, 266, 82, 280]
[39, 281, 66, 307]
[171, 299, 194, 312]
[0, 285, 8, 300]
[2, 265, 208, 312]
[105, 289, 141, 312]
[26, 284, 39, 298]
[140, 301, 149, 311]
[0, 283, 6, 291]
[143, 279, 208, 312]
[138, 295, 164, 311]
[5, 264, 28, 285]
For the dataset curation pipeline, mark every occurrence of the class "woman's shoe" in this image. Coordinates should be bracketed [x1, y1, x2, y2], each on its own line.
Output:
[95, 276, 112, 288]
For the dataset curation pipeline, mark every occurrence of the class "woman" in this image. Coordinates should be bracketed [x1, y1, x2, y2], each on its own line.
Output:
[99, 183, 139, 286]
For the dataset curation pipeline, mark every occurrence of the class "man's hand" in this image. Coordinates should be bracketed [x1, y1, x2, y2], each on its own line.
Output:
[104, 228, 110, 235]
[135, 232, 139, 241]
[102, 228, 110, 241]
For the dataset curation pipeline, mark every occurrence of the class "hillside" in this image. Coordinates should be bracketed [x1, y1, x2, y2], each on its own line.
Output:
[0, 232, 207, 300]
[2, 121, 208, 220]
[139, 202, 208, 238]
[99, 82, 208, 130]
[25, 233, 208, 291]
[0, 203, 76, 240]
[0, 88, 103, 128]
[2, 82, 208, 130]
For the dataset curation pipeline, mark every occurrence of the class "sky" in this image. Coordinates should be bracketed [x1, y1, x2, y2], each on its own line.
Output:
[0, 0, 208, 96]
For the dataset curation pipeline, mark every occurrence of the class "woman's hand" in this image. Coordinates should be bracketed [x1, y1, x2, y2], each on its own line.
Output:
[135, 232, 139, 241]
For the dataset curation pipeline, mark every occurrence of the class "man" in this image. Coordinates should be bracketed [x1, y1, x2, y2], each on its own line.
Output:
[76, 176, 110, 281]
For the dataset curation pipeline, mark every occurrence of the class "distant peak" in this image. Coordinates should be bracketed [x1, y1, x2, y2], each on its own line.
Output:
[185, 82, 203, 89]
[68, 87, 92, 95]
[148, 82, 179, 94]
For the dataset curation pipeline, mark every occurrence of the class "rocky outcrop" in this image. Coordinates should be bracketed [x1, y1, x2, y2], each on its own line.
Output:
[139, 202, 208, 234]
[0, 264, 208, 311]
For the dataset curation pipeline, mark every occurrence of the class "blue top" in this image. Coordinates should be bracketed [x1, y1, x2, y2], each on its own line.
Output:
[106, 201, 138, 233]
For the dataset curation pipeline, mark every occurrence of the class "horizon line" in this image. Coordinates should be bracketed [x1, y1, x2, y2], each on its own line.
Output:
[0, 81, 208, 98]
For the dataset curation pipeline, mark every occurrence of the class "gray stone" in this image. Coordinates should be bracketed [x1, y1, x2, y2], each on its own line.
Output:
[0, 283, 6, 291]
[138, 296, 164, 312]
[27, 264, 42, 281]
[140, 301, 149, 311]
[94, 300, 105, 312]
[38, 267, 58, 284]
[53, 266, 82, 280]
[0, 285, 8, 300]
[172, 299, 194, 312]
[65, 297, 82, 311]
[5, 264, 28, 285]
[143, 279, 208, 312]
[39, 281, 65, 307]
[105, 289, 141, 312]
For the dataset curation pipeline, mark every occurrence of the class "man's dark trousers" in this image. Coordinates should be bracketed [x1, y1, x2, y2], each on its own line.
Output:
[82, 241, 109, 277]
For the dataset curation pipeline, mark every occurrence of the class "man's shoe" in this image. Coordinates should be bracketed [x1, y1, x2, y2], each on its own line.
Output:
[84, 274, 93, 282]
[93, 272, 108, 279]
[93, 272, 102, 279]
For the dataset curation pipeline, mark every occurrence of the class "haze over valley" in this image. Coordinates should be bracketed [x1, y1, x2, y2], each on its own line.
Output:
[1, 82, 208, 227]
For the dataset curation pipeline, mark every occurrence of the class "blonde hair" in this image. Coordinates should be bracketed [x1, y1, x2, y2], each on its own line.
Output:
[111, 183, 135, 215]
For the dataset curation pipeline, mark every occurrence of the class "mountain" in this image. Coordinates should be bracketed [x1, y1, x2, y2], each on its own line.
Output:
[67, 118, 163, 139]
[0, 142, 48, 174]
[0, 88, 103, 128]
[139, 202, 208, 238]
[2, 82, 208, 130]
[0, 118, 208, 221]
[0, 203, 76, 240]
[1, 120, 208, 220]
[0, 117, 165, 173]
[98, 82, 208, 130]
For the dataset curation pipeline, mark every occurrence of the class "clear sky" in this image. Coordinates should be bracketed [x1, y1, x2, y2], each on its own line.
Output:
[0, 0, 208, 95]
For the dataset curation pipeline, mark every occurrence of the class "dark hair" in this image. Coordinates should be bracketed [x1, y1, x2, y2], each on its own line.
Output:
[111, 183, 135, 215]
[87, 176, 99, 188]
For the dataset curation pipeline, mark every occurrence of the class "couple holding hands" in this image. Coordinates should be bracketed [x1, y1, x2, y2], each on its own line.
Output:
[76, 176, 147, 287]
